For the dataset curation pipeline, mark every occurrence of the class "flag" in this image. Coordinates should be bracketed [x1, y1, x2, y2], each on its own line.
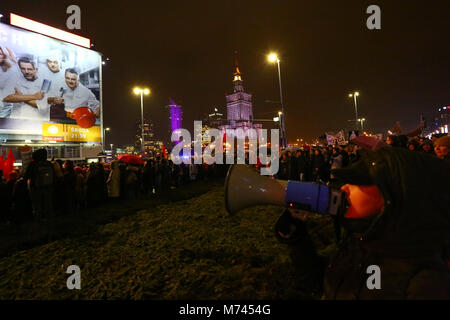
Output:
[162, 144, 167, 159]
[3, 148, 15, 180]
[222, 132, 227, 151]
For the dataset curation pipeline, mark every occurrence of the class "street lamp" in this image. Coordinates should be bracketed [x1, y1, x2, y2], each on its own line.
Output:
[103, 127, 110, 151]
[348, 91, 360, 130]
[359, 118, 366, 131]
[268, 52, 286, 148]
[133, 87, 151, 155]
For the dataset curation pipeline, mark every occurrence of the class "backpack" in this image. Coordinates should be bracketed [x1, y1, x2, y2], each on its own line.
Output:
[34, 161, 55, 188]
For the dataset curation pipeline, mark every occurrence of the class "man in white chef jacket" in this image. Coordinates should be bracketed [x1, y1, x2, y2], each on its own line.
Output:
[60, 68, 100, 118]
[0, 47, 20, 117]
[2, 57, 57, 121]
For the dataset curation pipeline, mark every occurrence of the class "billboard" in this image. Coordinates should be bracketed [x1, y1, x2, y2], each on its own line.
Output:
[0, 21, 102, 143]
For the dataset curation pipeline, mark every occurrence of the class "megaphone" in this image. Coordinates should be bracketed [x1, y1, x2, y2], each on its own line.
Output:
[225, 164, 344, 216]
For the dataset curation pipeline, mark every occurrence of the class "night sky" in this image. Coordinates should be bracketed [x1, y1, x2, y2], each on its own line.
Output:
[3, 0, 449, 146]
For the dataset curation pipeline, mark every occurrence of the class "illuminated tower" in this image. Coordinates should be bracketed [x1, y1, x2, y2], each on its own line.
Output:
[220, 54, 262, 138]
[226, 63, 253, 123]
[168, 99, 183, 132]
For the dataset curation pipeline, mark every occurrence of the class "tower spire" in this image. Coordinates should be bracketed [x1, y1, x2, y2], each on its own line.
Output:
[234, 50, 240, 74]
[232, 50, 243, 92]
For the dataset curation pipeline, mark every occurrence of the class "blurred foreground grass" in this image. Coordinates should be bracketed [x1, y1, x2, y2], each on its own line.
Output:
[0, 179, 335, 299]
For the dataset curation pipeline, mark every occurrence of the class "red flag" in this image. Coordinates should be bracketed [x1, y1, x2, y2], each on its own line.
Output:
[162, 144, 167, 159]
[3, 148, 15, 180]
[222, 132, 227, 150]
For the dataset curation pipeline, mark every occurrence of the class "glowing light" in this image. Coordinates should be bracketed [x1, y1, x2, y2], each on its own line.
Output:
[10, 13, 91, 48]
[267, 53, 279, 63]
[48, 125, 59, 134]
[144, 89, 150, 95]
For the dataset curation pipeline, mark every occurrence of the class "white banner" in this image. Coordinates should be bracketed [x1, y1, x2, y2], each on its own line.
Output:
[326, 130, 347, 145]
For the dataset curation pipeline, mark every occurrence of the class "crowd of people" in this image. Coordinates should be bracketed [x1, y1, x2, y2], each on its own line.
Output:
[1, 132, 448, 225]
[275, 133, 450, 183]
[0, 148, 227, 224]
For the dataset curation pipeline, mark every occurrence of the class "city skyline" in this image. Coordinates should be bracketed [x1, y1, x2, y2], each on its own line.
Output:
[1, 0, 449, 147]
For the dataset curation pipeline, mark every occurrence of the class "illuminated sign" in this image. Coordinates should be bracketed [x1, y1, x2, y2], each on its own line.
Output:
[42, 123, 101, 142]
[10, 13, 91, 48]
[0, 21, 101, 144]
[65, 124, 101, 142]
[42, 123, 64, 141]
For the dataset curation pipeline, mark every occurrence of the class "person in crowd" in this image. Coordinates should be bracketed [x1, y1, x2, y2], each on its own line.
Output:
[142, 160, 154, 196]
[74, 166, 86, 211]
[62, 160, 76, 215]
[278, 152, 291, 180]
[407, 140, 419, 152]
[107, 160, 121, 199]
[311, 149, 325, 182]
[330, 148, 343, 179]
[295, 150, 308, 181]
[86, 162, 100, 207]
[189, 163, 198, 182]
[434, 135, 450, 161]
[24, 148, 55, 220]
[96, 163, 108, 204]
[51, 159, 65, 216]
[160, 159, 171, 192]
[420, 140, 435, 155]
[276, 142, 450, 299]
[338, 145, 349, 167]
[386, 135, 400, 147]
[124, 163, 139, 200]
[12, 172, 33, 223]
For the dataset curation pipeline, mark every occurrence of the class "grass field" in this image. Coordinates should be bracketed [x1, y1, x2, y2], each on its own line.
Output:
[0, 179, 336, 299]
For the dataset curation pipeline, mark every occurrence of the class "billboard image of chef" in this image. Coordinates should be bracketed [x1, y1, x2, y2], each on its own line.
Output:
[0, 22, 101, 142]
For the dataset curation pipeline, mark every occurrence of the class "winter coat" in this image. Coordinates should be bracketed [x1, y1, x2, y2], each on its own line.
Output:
[107, 160, 121, 198]
[325, 147, 450, 299]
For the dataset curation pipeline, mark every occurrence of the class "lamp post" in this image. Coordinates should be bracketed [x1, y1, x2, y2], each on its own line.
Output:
[348, 91, 360, 130]
[103, 127, 110, 151]
[268, 53, 286, 148]
[133, 87, 150, 155]
[359, 118, 366, 131]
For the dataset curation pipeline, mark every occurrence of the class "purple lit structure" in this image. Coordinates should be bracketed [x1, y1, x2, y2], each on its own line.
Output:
[169, 99, 183, 133]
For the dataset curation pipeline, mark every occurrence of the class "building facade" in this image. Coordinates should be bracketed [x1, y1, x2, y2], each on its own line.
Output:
[219, 64, 262, 139]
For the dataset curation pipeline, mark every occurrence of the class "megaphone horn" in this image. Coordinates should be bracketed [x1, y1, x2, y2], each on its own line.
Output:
[224, 164, 344, 216]
[224, 164, 287, 214]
